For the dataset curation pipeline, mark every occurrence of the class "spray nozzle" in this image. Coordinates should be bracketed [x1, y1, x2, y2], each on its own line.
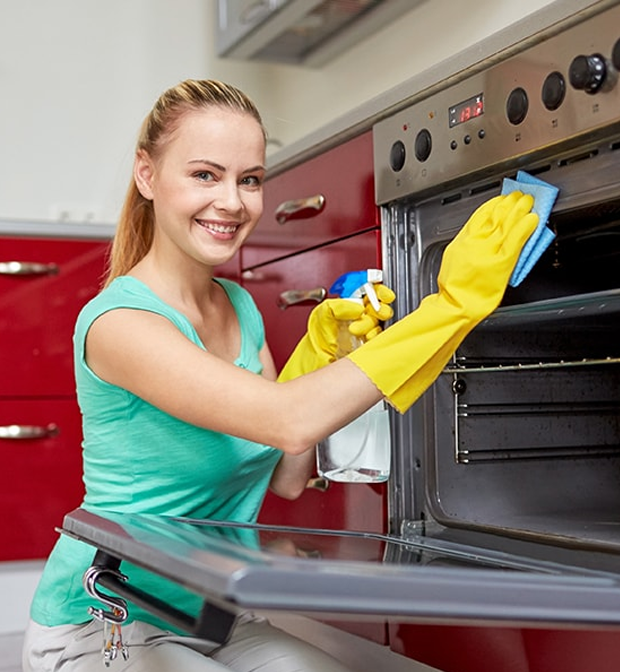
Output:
[329, 269, 382, 311]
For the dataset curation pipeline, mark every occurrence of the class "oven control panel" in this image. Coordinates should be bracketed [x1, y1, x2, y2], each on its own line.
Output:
[374, 3, 620, 204]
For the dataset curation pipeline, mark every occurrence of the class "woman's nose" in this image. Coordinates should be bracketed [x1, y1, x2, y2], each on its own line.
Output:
[215, 181, 243, 212]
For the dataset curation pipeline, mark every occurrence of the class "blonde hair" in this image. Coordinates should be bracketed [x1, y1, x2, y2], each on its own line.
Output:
[104, 79, 265, 286]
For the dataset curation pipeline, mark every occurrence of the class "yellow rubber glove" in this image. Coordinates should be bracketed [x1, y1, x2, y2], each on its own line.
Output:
[278, 285, 396, 382]
[348, 191, 539, 413]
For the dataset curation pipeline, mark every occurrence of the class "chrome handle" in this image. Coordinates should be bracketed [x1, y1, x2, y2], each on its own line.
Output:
[277, 287, 326, 310]
[305, 477, 329, 492]
[275, 194, 325, 224]
[0, 424, 60, 439]
[0, 261, 59, 276]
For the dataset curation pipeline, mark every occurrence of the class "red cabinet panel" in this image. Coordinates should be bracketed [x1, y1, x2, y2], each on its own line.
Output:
[0, 237, 110, 397]
[242, 230, 382, 373]
[246, 131, 377, 266]
[1, 398, 85, 560]
[389, 623, 620, 672]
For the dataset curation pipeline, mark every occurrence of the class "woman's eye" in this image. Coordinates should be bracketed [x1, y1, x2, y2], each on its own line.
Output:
[241, 175, 262, 188]
[195, 171, 215, 182]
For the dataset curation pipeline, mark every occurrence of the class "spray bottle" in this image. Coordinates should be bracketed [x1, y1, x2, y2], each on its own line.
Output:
[328, 269, 383, 357]
[316, 269, 391, 483]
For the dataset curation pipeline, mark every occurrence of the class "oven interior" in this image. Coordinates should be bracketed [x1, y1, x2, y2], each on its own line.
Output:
[405, 136, 620, 554]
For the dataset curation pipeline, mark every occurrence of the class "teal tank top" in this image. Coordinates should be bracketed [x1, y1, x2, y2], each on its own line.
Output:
[30, 276, 281, 628]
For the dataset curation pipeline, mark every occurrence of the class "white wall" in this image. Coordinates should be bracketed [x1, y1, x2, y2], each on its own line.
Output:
[0, 0, 557, 226]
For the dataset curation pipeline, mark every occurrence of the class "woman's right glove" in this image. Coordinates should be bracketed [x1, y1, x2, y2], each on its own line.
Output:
[278, 285, 395, 383]
[348, 191, 539, 413]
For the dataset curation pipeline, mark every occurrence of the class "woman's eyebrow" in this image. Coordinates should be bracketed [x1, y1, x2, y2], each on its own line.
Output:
[187, 159, 265, 173]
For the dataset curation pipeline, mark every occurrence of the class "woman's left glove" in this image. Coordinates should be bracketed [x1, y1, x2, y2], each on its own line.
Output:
[278, 285, 396, 382]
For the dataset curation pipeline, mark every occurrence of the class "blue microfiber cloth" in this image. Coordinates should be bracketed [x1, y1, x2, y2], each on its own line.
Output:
[501, 170, 559, 286]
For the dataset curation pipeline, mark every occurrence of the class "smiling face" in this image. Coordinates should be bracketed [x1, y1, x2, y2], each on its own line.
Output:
[133, 106, 266, 269]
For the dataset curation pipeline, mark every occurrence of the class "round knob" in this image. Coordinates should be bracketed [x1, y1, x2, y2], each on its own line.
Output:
[389, 140, 406, 172]
[506, 87, 529, 125]
[569, 53, 606, 94]
[414, 129, 432, 162]
[541, 71, 566, 111]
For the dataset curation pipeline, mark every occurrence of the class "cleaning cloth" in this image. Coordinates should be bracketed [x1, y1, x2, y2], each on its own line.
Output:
[501, 170, 559, 286]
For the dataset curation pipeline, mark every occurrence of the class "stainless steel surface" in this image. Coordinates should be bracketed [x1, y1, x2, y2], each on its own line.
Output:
[266, 0, 610, 176]
[374, 1, 620, 203]
[216, 0, 423, 66]
[376, 1, 620, 552]
[61, 508, 620, 627]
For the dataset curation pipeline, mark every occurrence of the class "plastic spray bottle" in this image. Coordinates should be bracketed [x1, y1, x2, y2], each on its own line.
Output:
[329, 269, 383, 358]
[316, 269, 391, 483]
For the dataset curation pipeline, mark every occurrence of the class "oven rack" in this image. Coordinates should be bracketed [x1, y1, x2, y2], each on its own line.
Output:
[443, 356, 620, 375]
[475, 288, 620, 328]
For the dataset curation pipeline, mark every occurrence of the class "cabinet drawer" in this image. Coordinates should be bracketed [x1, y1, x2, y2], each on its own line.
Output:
[0, 237, 109, 396]
[242, 229, 381, 373]
[246, 132, 377, 267]
[0, 398, 85, 560]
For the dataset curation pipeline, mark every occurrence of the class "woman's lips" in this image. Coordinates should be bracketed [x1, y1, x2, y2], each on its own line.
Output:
[196, 219, 239, 236]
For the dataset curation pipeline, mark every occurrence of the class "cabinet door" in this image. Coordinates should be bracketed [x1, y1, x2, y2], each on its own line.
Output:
[243, 230, 386, 534]
[0, 237, 110, 397]
[246, 132, 377, 266]
[1, 398, 85, 560]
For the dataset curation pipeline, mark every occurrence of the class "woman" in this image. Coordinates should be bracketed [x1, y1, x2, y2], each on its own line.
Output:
[23, 79, 538, 671]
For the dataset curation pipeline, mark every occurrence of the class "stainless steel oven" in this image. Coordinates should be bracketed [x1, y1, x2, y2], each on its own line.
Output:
[61, 0, 620, 644]
[374, 0, 620, 553]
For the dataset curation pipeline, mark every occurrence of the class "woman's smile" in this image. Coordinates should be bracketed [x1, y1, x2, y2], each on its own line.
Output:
[195, 218, 240, 239]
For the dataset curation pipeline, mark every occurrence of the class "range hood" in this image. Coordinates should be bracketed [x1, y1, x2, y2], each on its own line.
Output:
[216, 0, 425, 67]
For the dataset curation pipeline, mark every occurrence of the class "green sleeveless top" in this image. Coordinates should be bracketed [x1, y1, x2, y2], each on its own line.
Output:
[30, 276, 280, 628]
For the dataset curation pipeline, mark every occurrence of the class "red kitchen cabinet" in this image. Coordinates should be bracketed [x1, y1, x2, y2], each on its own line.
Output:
[389, 623, 620, 672]
[1, 235, 110, 559]
[0, 237, 109, 397]
[246, 130, 378, 266]
[1, 399, 87, 561]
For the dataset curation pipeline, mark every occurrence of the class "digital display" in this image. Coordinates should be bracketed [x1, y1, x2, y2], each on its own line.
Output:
[449, 93, 484, 128]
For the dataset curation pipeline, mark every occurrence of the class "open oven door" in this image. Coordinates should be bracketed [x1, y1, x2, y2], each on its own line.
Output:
[61, 508, 620, 642]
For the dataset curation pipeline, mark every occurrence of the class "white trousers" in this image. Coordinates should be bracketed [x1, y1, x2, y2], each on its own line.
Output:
[22, 614, 354, 672]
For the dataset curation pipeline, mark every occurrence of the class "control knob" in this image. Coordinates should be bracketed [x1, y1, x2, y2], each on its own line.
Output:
[569, 53, 607, 94]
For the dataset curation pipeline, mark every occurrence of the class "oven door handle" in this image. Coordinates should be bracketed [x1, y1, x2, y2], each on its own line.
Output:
[83, 550, 238, 644]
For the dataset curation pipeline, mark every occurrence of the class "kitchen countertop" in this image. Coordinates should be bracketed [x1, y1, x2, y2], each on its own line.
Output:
[266, 0, 613, 177]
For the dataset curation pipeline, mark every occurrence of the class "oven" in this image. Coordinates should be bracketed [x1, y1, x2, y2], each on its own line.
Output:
[60, 0, 620, 653]
[374, 0, 620, 553]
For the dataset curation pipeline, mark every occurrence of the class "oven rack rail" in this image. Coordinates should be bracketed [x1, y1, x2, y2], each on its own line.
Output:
[443, 356, 620, 375]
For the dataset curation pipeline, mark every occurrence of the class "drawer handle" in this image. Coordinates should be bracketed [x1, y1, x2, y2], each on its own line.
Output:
[0, 261, 59, 276]
[275, 194, 325, 224]
[277, 287, 326, 309]
[305, 477, 329, 492]
[0, 423, 60, 439]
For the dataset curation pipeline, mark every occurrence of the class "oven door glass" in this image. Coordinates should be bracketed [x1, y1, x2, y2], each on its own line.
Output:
[61, 508, 620, 635]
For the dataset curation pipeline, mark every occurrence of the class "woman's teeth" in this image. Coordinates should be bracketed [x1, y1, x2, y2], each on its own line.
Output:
[199, 221, 238, 233]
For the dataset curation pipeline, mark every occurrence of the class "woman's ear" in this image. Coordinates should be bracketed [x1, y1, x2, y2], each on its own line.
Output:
[134, 150, 155, 200]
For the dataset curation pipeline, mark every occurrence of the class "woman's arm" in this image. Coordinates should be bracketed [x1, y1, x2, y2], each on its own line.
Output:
[85, 307, 382, 456]
[258, 343, 316, 499]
